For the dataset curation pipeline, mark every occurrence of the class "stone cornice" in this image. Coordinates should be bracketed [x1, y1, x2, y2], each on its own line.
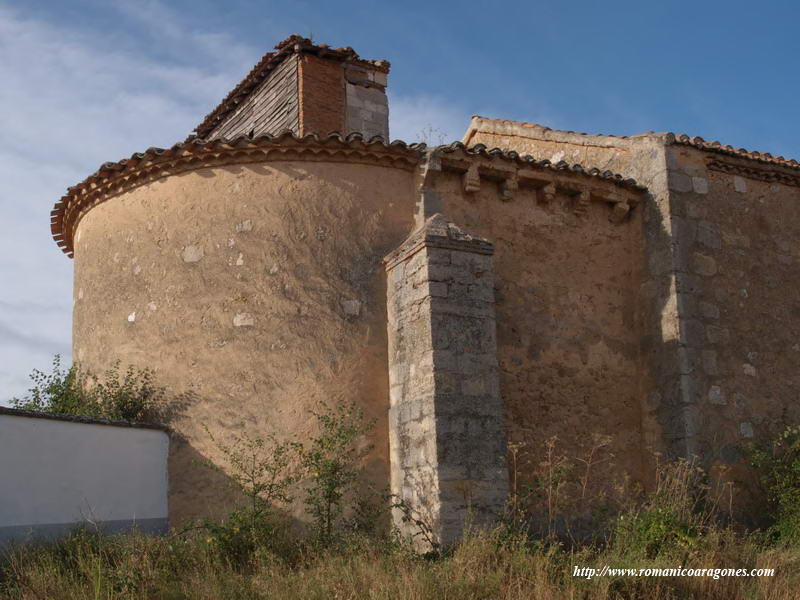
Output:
[52, 135, 652, 258]
[51, 132, 424, 258]
[434, 142, 644, 223]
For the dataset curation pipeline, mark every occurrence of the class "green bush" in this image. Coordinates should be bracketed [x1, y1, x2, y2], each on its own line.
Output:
[611, 458, 712, 559]
[201, 425, 302, 564]
[300, 402, 375, 545]
[11, 354, 165, 423]
[749, 425, 800, 544]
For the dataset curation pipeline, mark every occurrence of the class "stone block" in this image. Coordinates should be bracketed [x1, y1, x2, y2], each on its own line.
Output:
[669, 172, 693, 193]
[708, 385, 726, 405]
[706, 325, 730, 345]
[678, 347, 699, 375]
[697, 221, 721, 249]
[233, 313, 254, 327]
[692, 177, 709, 194]
[675, 272, 702, 295]
[428, 282, 449, 298]
[686, 201, 708, 219]
[733, 176, 747, 193]
[721, 229, 751, 248]
[181, 245, 204, 263]
[692, 253, 717, 277]
[340, 298, 361, 317]
[699, 301, 719, 320]
[672, 216, 697, 244]
[682, 319, 706, 346]
[702, 350, 719, 375]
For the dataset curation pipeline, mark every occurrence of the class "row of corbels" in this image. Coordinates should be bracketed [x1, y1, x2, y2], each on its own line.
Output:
[460, 163, 631, 223]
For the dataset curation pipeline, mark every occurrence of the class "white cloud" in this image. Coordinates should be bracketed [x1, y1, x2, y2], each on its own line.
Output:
[0, 3, 259, 402]
[389, 93, 474, 145]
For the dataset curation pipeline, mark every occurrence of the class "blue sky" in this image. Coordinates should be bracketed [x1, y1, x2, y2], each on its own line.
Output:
[1, 0, 798, 400]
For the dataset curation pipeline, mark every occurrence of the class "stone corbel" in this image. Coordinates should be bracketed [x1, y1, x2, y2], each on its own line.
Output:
[500, 174, 518, 201]
[603, 190, 632, 223]
[574, 190, 591, 215]
[463, 163, 481, 194]
[609, 201, 631, 223]
[540, 182, 556, 206]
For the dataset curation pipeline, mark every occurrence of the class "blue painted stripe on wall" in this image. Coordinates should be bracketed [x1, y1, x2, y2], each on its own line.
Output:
[0, 517, 168, 547]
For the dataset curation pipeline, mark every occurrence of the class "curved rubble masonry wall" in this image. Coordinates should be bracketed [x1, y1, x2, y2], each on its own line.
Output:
[71, 161, 416, 524]
[0, 411, 169, 546]
[384, 215, 507, 548]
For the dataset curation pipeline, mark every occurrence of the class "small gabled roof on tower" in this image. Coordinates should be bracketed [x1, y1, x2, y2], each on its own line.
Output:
[193, 34, 390, 139]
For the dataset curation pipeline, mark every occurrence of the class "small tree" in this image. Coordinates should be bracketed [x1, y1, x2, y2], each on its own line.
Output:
[11, 355, 166, 423]
[301, 401, 374, 545]
[11, 355, 98, 417]
[202, 425, 302, 561]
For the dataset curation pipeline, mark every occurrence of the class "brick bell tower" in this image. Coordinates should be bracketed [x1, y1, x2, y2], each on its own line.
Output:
[193, 35, 390, 141]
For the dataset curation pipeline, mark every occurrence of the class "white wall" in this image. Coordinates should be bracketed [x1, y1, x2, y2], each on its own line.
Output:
[0, 410, 169, 545]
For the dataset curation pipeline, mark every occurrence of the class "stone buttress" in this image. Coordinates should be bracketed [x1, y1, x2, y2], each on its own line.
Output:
[384, 214, 508, 547]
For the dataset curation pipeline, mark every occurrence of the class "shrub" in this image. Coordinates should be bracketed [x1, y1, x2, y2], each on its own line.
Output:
[611, 458, 714, 559]
[201, 425, 302, 564]
[11, 355, 165, 423]
[300, 401, 375, 545]
[749, 425, 800, 544]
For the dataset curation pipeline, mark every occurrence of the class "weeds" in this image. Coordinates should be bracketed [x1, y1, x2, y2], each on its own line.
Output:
[301, 402, 375, 545]
[5, 384, 800, 598]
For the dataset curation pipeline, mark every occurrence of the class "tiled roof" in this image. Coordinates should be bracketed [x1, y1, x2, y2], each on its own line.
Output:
[468, 116, 800, 171]
[50, 132, 422, 257]
[669, 133, 800, 170]
[51, 134, 645, 258]
[194, 35, 390, 139]
[436, 141, 645, 190]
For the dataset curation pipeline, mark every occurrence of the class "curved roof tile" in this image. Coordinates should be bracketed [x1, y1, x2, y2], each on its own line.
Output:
[51, 134, 644, 258]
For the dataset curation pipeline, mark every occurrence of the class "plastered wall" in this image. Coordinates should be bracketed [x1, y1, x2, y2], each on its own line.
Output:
[433, 170, 647, 503]
[71, 160, 416, 524]
[0, 410, 168, 546]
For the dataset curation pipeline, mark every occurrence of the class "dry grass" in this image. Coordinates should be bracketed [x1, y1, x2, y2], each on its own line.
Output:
[4, 439, 800, 599]
[2, 524, 799, 600]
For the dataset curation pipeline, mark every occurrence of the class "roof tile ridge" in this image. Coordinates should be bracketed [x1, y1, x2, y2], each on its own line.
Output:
[51, 133, 426, 257]
[669, 133, 799, 169]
